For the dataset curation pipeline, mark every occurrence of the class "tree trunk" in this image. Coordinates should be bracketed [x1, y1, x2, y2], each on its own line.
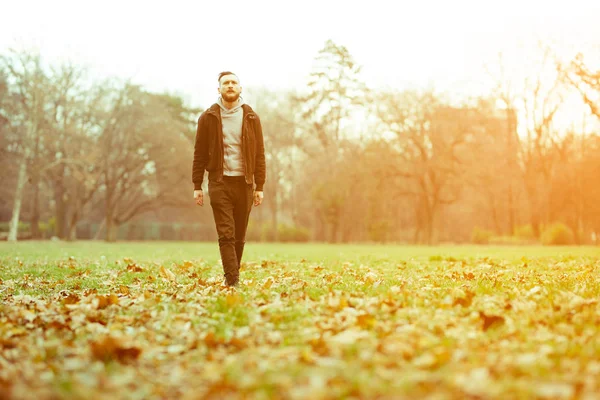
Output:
[52, 167, 68, 239]
[531, 214, 541, 238]
[67, 210, 79, 241]
[55, 190, 67, 239]
[490, 195, 501, 234]
[271, 178, 279, 242]
[424, 201, 435, 245]
[30, 133, 42, 239]
[30, 175, 41, 239]
[93, 219, 106, 240]
[525, 173, 541, 238]
[8, 156, 28, 242]
[106, 215, 116, 242]
[413, 226, 421, 244]
[413, 199, 424, 244]
[330, 220, 338, 243]
[425, 216, 433, 245]
[507, 184, 515, 235]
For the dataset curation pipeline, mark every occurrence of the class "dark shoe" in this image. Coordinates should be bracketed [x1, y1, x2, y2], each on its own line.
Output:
[224, 277, 239, 287]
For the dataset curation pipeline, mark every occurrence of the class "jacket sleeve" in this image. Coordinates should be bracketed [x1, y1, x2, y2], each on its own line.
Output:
[254, 115, 266, 191]
[192, 114, 208, 190]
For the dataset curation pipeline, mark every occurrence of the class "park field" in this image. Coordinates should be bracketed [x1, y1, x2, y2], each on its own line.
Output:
[1, 241, 600, 399]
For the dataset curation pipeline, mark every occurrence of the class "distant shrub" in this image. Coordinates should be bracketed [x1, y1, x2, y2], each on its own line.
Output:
[514, 224, 535, 240]
[0, 221, 31, 233]
[278, 224, 310, 242]
[471, 227, 493, 244]
[246, 221, 310, 242]
[489, 236, 529, 245]
[245, 220, 261, 241]
[261, 223, 276, 242]
[541, 222, 575, 246]
[368, 221, 391, 243]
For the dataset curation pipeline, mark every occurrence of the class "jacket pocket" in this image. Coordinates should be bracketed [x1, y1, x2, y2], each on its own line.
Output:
[207, 133, 218, 171]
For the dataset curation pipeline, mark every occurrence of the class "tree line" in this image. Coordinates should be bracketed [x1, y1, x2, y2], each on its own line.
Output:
[2, 40, 599, 244]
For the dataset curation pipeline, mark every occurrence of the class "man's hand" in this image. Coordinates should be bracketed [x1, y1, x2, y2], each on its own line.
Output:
[253, 191, 263, 207]
[194, 190, 203, 206]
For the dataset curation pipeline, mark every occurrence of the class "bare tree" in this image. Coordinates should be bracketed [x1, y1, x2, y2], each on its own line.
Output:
[485, 52, 522, 234]
[518, 47, 566, 236]
[376, 90, 477, 244]
[295, 39, 367, 153]
[0, 49, 51, 242]
[251, 87, 298, 241]
[294, 40, 368, 242]
[560, 53, 600, 119]
[96, 85, 193, 241]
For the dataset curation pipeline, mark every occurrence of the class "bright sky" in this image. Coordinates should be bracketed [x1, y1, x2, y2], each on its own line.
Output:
[2, 0, 599, 116]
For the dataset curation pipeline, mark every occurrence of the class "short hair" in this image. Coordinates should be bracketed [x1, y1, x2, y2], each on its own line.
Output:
[218, 71, 239, 84]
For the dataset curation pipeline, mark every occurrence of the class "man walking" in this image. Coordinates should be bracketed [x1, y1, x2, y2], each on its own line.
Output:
[192, 71, 266, 287]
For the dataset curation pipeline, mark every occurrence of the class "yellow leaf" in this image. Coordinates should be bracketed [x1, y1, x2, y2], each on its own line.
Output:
[452, 288, 475, 307]
[363, 271, 378, 283]
[357, 313, 376, 329]
[159, 266, 176, 281]
[96, 295, 109, 310]
[95, 294, 119, 309]
[127, 263, 144, 272]
[90, 336, 142, 364]
[309, 337, 329, 356]
[108, 293, 119, 305]
[479, 311, 505, 331]
[300, 349, 316, 364]
[412, 352, 437, 368]
[63, 293, 80, 305]
[226, 293, 242, 307]
[262, 277, 274, 289]
[339, 296, 349, 310]
[204, 332, 221, 348]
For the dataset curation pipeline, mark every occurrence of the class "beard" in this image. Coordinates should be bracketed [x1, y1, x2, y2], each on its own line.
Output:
[222, 91, 240, 103]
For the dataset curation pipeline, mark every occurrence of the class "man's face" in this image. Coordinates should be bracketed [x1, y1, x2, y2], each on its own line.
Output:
[218, 74, 241, 102]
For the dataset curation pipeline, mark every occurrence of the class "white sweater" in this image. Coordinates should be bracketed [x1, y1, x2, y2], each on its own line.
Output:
[218, 97, 244, 176]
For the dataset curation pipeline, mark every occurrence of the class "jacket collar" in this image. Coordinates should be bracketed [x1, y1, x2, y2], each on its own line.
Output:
[206, 103, 256, 118]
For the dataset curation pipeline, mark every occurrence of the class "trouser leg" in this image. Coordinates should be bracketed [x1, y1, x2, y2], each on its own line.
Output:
[209, 180, 238, 286]
[233, 180, 253, 269]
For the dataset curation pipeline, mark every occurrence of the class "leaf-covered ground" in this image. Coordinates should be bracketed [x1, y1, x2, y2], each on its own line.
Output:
[1, 242, 600, 399]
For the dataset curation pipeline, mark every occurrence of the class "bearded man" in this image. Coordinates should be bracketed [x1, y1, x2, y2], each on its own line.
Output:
[192, 71, 266, 287]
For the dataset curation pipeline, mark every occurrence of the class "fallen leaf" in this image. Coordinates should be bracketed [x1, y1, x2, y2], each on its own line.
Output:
[453, 288, 475, 307]
[90, 336, 142, 364]
[226, 293, 243, 307]
[356, 313, 376, 329]
[127, 263, 144, 272]
[96, 294, 119, 310]
[479, 311, 505, 331]
[63, 293, 80, 305]
[262, 277, 274, 289]
[159, 266, 176, 281]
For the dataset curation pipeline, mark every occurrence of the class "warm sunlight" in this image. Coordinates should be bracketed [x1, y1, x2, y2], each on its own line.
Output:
[2, 0, 599, 110]
[2, 2, 600, 398]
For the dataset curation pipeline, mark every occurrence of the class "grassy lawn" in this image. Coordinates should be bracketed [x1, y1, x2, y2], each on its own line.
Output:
[1, 241, 599, 399]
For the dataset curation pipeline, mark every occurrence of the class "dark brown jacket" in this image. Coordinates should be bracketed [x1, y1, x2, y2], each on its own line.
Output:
[192, 103, 266, 191]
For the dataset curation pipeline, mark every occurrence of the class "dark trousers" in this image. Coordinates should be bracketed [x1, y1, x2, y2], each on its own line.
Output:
[208, 176, 253, 286]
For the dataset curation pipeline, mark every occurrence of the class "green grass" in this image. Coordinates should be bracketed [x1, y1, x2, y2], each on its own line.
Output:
[1, 241, 599, 399]
[2, 240, 599, 264]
